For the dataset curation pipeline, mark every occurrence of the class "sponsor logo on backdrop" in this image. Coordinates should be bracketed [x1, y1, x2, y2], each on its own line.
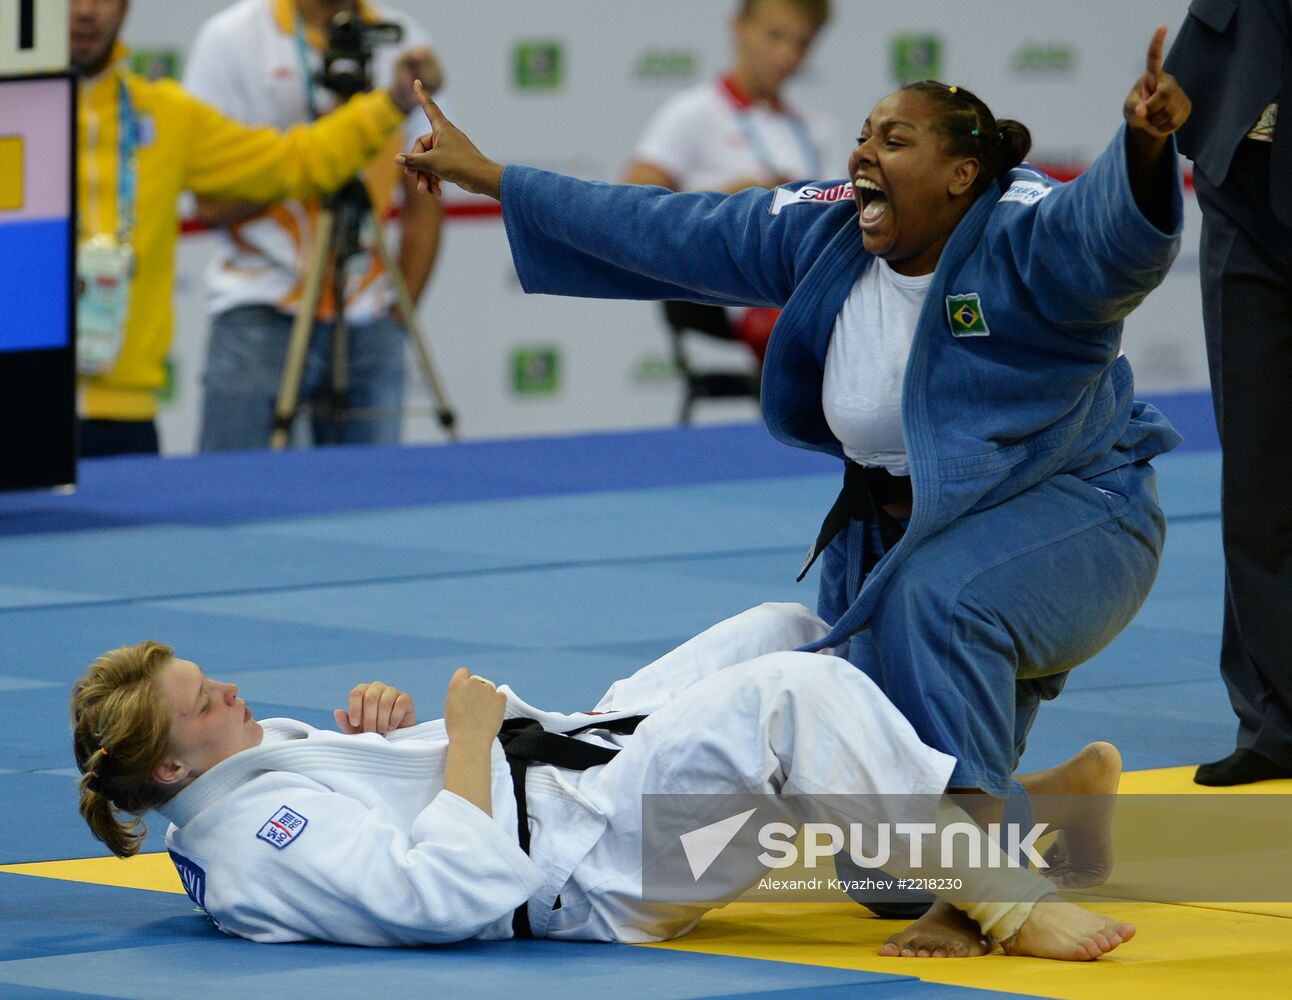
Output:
[513, 41, 564, 91]
[511, 346, 562, 395]
[0, 135, 23, 211]
[159, 355, 179, 406]
[130, 48, 180, 81]
[1012, 42, 1076, 76]
[890, 35, 941, 85]
[632, 49, 699, 83]
[630, 352, 679, 385]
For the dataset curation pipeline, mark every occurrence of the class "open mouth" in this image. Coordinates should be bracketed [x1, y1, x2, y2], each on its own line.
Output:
[854, 177, 890, 229]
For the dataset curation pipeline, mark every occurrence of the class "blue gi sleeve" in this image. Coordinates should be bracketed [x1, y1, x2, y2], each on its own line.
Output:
[1002, 126, 1184, 332]
[500, 167, 829, 307]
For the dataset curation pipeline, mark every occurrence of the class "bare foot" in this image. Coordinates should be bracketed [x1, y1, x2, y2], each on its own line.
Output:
[1001, 895, 1135, 961]
[879, 900, 990, 958]
[1018, 741, 1121, 889]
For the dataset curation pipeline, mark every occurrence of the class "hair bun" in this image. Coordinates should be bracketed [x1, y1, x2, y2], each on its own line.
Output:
[997, 119, 1033, 173]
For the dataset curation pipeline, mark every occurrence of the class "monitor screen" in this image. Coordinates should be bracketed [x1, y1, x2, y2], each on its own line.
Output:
[0, 72, 75, 491]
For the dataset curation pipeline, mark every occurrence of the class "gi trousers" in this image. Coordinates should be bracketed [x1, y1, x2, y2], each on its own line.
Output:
[819, 460, 1166, 797]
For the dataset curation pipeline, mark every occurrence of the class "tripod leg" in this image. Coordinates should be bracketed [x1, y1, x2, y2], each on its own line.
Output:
[326, 259, 351, 444]
[368, 220, 459, 441]
[271, 211, 335, 450]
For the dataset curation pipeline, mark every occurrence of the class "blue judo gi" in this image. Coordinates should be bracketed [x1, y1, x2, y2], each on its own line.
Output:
[500, 125, 1184, 797]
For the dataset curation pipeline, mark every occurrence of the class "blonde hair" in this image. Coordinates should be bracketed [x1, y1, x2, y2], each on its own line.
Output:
[70, 642, 177, 858]
[739, 0, 831, 28]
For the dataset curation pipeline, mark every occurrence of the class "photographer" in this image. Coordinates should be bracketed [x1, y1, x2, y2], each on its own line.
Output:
[184, 0, 446, 452]
[70, 0, 438, 458]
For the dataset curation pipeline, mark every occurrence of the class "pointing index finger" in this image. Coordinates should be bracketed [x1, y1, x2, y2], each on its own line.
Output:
[413, 79, 443, 126]
[1145, 24, 1167, 78]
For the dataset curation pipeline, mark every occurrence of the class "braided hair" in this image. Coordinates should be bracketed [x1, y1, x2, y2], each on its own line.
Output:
[901, 81, 1032, 197]
[70, 641, 177, 858]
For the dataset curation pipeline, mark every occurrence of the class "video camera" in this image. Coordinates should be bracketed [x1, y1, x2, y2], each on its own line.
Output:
[321, 10, 404, 98]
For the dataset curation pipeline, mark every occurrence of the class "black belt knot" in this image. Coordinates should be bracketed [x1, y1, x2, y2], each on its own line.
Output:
[499, 714, 647, 938]
[797, 463, 912, 582]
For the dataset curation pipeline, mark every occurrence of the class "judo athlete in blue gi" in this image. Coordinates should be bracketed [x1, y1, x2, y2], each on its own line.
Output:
[397, 26, 1193, 956]
[73, 603, 1136, 960]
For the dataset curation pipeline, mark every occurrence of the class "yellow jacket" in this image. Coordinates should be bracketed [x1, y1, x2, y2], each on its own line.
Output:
[78, 44, 406, 421]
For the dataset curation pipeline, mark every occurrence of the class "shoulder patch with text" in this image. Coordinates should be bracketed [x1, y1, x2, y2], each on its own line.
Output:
[770, 182, 854, 215]
[169, 850, 208, 909]
[998, 179, 1053, 206]
[257, 805, 309, 849]
[946, 293, 991, 337]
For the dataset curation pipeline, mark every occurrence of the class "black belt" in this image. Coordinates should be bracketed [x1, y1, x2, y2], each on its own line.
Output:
[497, 714, 647, 938]
[797, 463, 912, 582]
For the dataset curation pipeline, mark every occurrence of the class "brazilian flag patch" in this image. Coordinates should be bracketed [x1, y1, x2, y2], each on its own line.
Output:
[945, 293, 990, 337]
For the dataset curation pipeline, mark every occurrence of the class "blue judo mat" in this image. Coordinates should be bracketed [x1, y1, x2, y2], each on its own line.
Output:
[0, 393, 1224, 999]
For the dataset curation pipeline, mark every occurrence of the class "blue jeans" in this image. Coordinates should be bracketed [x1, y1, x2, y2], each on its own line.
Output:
[199, 305, 406, 452]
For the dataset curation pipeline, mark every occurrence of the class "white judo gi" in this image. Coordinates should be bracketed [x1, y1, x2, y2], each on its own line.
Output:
[158, 603, 958, 946]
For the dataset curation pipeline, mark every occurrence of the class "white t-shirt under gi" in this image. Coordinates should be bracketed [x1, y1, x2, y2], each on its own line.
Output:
[822, 259, 934, 477]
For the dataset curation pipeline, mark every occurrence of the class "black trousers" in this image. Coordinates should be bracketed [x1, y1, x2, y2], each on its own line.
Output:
[1196, 140, 1292, 769]
[79, 419, 160, 458]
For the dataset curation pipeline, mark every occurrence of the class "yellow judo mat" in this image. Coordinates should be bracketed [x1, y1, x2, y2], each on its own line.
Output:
[7, 766, 1289, 999]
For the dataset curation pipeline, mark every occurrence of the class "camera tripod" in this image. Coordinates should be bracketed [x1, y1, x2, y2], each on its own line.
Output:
[269, 177, 458, 449]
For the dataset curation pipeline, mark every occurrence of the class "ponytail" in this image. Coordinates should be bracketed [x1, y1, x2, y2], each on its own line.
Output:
[70, 642, 177, 858]
[901, 81, 1033, 196]
[997, 119, 1032, 177]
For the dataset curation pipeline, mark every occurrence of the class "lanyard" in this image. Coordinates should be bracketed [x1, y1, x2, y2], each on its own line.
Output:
[293, 16, 322, 119]
[77, 76, 138, 244]
[733, 106, 822, 181]
[115, 77, 138, 244]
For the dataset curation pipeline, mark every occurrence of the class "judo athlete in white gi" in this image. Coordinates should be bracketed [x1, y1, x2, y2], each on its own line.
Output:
[73, 603, 1133, 961]
[396, 25, 1191, 956]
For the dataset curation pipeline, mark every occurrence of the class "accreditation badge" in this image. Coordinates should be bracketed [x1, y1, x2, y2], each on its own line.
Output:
[76, 235, 135, 375]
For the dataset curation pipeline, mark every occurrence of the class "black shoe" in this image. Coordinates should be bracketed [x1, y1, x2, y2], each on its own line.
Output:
[1194, 749, 1292, 786]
